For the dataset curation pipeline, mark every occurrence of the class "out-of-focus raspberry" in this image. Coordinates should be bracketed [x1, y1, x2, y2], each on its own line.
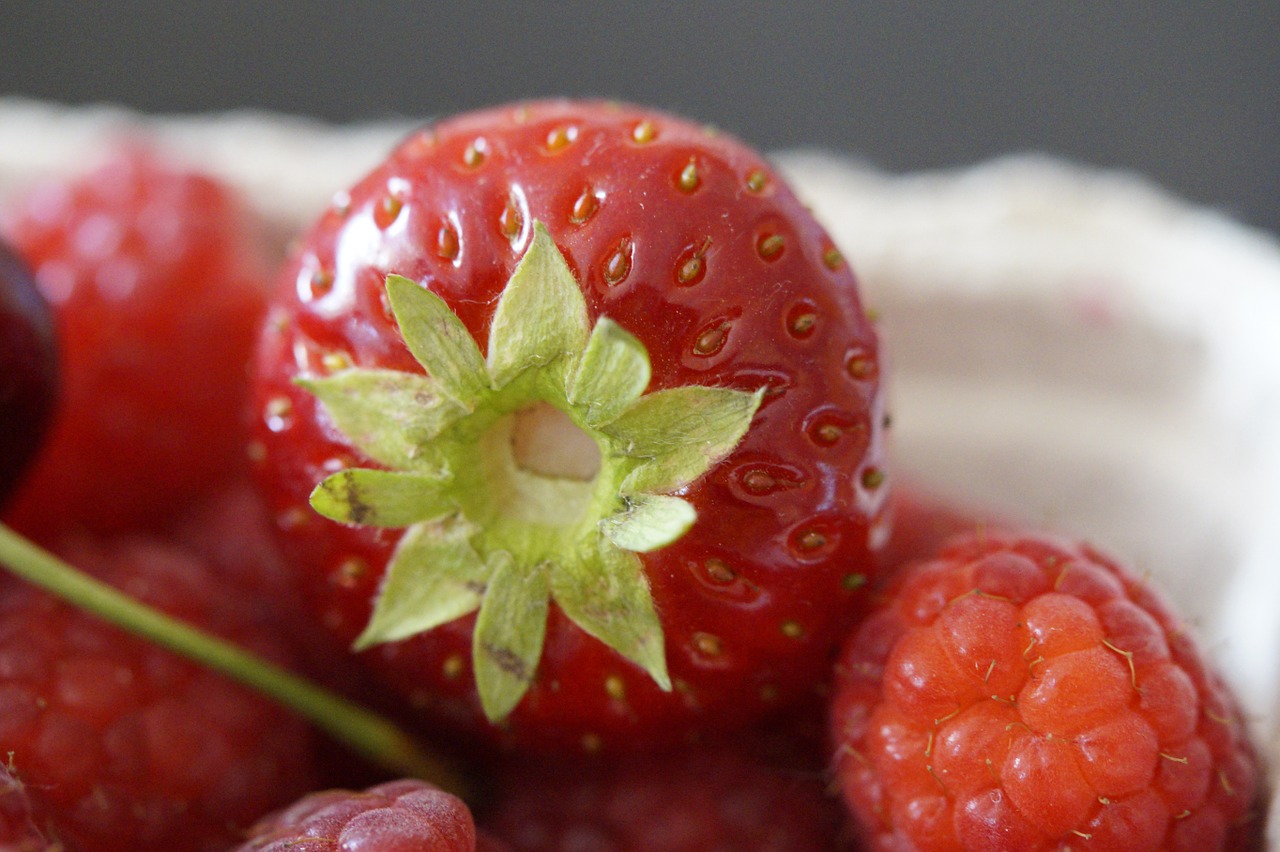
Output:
[0, 533, 316, 851]
[234, 779, 511, 852]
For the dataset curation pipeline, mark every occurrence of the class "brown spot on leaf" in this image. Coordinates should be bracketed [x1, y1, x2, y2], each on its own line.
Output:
[334, 470, 372, 524]
[481, 641, 532, 683]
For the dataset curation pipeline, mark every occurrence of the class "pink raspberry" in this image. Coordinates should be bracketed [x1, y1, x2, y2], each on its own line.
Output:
[235, 779, 510, 851]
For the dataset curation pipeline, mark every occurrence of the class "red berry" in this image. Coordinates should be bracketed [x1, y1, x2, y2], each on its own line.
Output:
[0, 761, 49, 851]
[168, 480, 300, 611]
[168, 480, 417, 790]
[829, 530, 1266, 851]
[0, 239, 57, 506]
[234, 778, 511, 852]
[1, 144, 271, 540]
[484, 743, 850, 851]
[0, 533, 316, 851]
[251, 99, 888, 752]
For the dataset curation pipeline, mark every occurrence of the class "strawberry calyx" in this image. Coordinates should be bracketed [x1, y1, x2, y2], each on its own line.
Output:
[299, 222, 764, 721]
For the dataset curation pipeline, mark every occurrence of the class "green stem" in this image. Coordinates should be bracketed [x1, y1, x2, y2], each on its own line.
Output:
[0, 523, 467, 798]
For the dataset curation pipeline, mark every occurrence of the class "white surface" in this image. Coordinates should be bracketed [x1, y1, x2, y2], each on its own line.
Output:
[3, 98, 1277, 844]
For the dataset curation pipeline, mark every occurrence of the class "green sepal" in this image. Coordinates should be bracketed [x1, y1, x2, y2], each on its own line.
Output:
[353, 516, 490, 651]
[297, 370, 463, 471]
[473, 551, 550, 720]
[599, 494, 696, 553]
[385, 274, 489, 408]
[486, 223, 590, 389]
[311, 468, 454, 528]
[549, 541, 670, 690]
[567, 318, 651, 428]
[608, 386, 765, 494]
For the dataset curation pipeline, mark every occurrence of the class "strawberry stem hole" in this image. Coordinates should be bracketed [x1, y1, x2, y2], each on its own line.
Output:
[474, 401, 604, 528]
[511, 402, 601, 481]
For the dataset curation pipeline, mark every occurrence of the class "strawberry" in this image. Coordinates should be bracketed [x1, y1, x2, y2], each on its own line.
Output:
[233, 779, 512, 852]
[0, 532, 316, 851]
[0, 239, 57, 506]
[250, 99, 889, 753]
[829, 530, 1266, 850]
[0, 144, 271, 541]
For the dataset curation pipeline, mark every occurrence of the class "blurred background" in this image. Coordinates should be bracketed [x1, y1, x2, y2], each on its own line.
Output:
[3, 2, 1277, 234]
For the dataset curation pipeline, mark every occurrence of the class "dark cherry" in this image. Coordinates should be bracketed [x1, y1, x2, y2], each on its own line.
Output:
[0, 239, 57, 506]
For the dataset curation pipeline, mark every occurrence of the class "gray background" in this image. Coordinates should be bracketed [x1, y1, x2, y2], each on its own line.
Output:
[4, 3, 1277, 234]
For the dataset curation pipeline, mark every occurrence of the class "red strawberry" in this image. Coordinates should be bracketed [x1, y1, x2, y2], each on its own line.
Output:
[829, 530, 1266, 850]
[0, 239, 57, 507]
[483, 739, 851, 850]
[234, 778, 512, 852]
[0, 533, 316, 851]
[1, 144, 271, 541]
[250, 99, 889, 753]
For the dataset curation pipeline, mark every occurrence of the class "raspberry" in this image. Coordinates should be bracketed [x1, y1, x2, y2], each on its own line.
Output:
[1, 144, 271, 541]
[167, 481, 416, 790]
[829, 531, 1266, 850]
[0, 761, 48, 851]
[234, 779, 511, 851]
[0, 533, 316, 851]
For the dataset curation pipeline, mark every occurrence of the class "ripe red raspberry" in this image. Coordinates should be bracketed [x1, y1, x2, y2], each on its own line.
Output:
[0, 533, 316, 851]
[1, 144, 271, 541]
[829, 531, 1266, 851]
[483, 742, 851, 850]
[0, 761, 49, 851]
[234, 779, 511, 851]
[168, 480, 419, 790]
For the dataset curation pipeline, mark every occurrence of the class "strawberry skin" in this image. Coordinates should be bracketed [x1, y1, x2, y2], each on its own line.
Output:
[251, 99, 888, 753]
[1, 145, 271, 540]
[0, 533, 316, 851]
[829, 530, 1266, 851]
